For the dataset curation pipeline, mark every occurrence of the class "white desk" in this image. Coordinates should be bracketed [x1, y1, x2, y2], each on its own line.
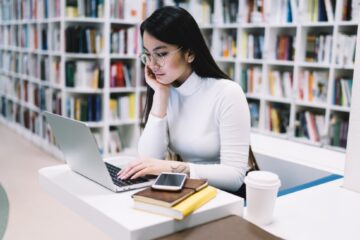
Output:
[249, 179, 360, 240]
[38, 165, 243, 240]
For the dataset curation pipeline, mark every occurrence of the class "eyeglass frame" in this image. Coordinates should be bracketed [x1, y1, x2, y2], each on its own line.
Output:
[139, 47, 183, 67]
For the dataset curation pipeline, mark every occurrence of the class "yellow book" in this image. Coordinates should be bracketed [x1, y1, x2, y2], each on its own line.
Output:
[308, 72, 314, 102]
[133, 186, 217, 220]
[75, 98, 81, 121]
[269, 71, 275, 96]
[128, 94, 136, 119]
[91, 68, 99, 89]
[241, 32, 248, 59]
[66, 7, 78, 17]
[109, 99, 118, 120]
[270, 108, 280, 133]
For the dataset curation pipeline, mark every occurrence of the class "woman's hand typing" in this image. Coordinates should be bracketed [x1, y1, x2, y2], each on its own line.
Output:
[117, 156, 190, 180]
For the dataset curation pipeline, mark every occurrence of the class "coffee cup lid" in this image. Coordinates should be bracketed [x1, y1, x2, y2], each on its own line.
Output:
[244, 171, 281, 189]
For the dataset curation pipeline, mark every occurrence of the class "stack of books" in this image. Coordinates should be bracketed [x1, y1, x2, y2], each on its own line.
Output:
[132, 179, 217, 220]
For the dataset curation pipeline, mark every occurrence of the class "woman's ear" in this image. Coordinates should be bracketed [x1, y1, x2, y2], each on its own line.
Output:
[187, 50, 195, 63]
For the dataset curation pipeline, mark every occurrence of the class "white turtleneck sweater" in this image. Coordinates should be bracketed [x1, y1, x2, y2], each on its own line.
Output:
[138, 72, 251, 192]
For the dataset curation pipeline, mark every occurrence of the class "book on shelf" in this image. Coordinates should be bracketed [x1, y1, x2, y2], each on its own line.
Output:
[298, 70, 328, 103]
[335, 33, 356, 67]
[111, 26, 139, 55]
[264, 103, 290, 134]
[66, 0, 104, 18]
[133, 184, 216, 220]
[248, 102, 260, 128]
[275, 35, 294, 61]
[268, 70, 292, 98]
[52, 59, 61, 85]
[295, 110, 326, 143]
[243, 34, 264, 60]
[340, 0, 360, 21]
[109, 128, 123, 154]
[305, 34, 332, 63]
[329, 114, 349, 148]
[240, 66, 262, 95]
[299, 0, 330, 22]
[186, 0, 212, 25]
[65, 61, 104, 89]
[220, 31, 237, 58]
[66, 95, 102, 122]
[265, 0, 296, 23]
[110, 0, 145, 21]
[110, 62, 133, 88]
[133, 178, 208, 207]
[109, 93, 136, 120]
[92, 130, 104, 153]
[333, 78, 353, 107]
[65, 26, 103, 54]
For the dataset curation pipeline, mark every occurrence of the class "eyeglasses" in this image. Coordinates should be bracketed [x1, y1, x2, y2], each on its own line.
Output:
[140, 47, 182, 67]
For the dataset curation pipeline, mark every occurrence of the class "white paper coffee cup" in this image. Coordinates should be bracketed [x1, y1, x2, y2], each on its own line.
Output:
[244, 171, 281, 226]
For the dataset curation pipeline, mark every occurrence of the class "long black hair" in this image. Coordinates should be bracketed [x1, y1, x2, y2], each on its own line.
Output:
[140, 6, 230, 126]
[139, 6, 258, 172]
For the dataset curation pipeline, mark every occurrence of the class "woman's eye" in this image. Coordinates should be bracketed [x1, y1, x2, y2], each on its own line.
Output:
[155, 52, 168, 57]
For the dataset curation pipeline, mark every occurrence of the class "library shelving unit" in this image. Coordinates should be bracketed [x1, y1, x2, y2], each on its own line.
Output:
[0, 0, 357, 169]
[0, 0, 146, 159]
[187, 0, 357, 155]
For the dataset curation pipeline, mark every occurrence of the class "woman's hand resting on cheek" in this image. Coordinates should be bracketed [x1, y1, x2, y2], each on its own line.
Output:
[145, 65, 170, 94]
[117, 156, 190, 180]
[145, 65, 171, 118]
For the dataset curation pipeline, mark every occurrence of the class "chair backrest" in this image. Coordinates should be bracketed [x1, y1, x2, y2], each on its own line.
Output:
[248, 146, 260, 171]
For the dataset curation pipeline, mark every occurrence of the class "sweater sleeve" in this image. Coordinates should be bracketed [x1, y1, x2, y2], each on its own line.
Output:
[188, 83, 251, 192]
[137, 114, 169, 159]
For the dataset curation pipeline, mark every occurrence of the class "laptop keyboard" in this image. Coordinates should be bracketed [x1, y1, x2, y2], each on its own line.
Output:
[105, 162, 149, 187]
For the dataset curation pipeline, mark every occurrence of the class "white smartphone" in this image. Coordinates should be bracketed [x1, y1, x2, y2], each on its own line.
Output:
[151, 172, 187, 191]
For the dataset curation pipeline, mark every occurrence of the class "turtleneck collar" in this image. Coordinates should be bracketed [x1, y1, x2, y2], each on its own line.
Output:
[172, 72, 204, 96]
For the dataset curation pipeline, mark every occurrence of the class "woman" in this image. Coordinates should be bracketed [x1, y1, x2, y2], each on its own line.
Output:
[118, 6, 254, 193]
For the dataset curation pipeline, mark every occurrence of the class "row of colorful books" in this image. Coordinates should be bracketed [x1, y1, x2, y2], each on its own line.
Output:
[264, 103, 290, 134]
[219, 31, 237, 58]
[268, 70, 293, 98]
[333, 78, 353, 107]
[275, 35, 294, 61]
[298, 70, 328, 103]
[110, 0, 145, 21]
[329, 114, 349, 148]
[65, 61, 104, 89]
[110, 62, 133, 88]
[241, 33, 264, 60]
[66, 0, 104, 18]
[295, 110, 326, 143]
[66, 94, 102, 122]
[65, 26, 103, 54]
[110, 26, 139, 55]
[334, 33, 356, 67]
[132, 178, 217, 220]
[0, 0, 60, 21]
[305, 34, 332, 64]
[249, 101, 260, 128]
[109, 93, 136, 121]
[240, 67, 262, 95]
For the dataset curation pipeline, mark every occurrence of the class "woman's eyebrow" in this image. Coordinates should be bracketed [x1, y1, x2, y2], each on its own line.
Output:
[143, 45, 168, 52]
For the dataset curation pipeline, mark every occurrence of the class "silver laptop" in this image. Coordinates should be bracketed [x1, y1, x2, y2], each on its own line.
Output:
[42, 111, 154, 193]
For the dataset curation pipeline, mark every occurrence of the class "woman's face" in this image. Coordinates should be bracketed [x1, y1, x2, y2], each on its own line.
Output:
[143, 31, 193, 85]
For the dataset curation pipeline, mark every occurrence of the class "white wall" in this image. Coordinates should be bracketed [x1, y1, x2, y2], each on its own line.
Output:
[343, 25, 360, 193]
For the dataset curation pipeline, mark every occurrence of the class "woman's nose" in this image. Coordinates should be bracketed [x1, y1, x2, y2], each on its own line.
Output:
[148, 60, 159, 72]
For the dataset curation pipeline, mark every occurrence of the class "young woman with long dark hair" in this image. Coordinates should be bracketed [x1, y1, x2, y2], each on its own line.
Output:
[118, 6, 258, 194]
